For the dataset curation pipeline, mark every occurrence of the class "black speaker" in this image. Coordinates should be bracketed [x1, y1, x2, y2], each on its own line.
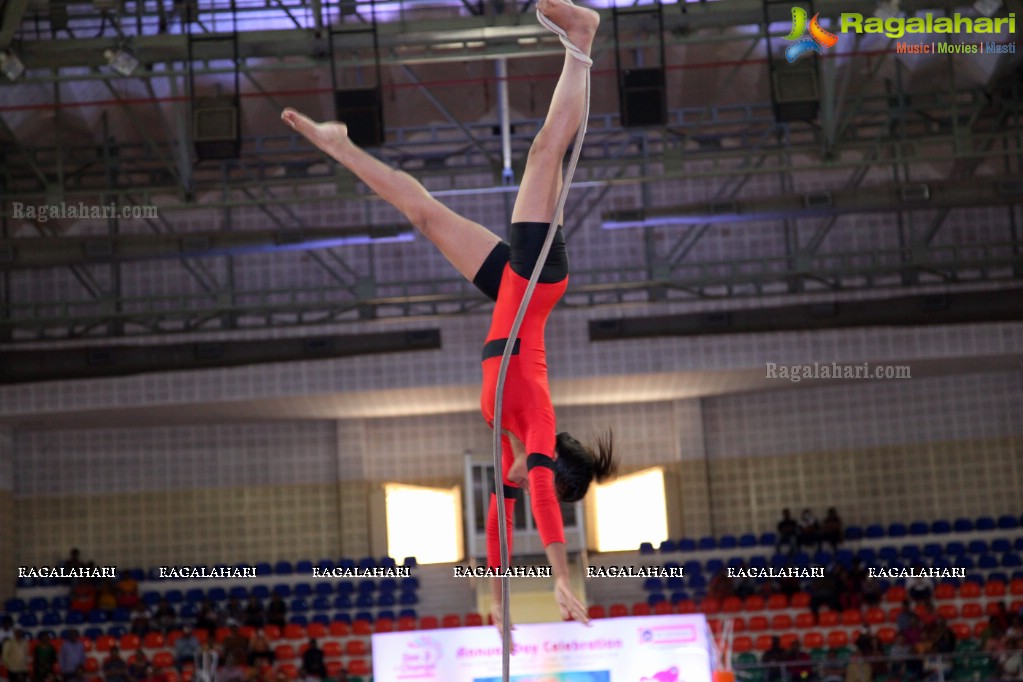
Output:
[770, 59, 820, 122]
[335, 87, 385, 147]
[193, 96, 240, 160]
[620, 68, 667, 128]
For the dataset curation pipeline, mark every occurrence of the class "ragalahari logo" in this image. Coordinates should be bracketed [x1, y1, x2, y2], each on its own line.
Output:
[784, 7, 839, 62]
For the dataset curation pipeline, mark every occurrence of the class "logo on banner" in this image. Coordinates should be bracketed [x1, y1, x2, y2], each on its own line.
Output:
[397, 636, 442, 677]
[641, 667, 680, 682]
[637, 624, 698, 646]
[784, 6, 839, 62]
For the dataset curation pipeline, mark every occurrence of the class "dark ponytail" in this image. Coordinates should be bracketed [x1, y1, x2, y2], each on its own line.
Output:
[553, 428, 619, 503]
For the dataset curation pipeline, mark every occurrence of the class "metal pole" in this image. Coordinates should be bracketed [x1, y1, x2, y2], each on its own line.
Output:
[497, 57, 514, 185]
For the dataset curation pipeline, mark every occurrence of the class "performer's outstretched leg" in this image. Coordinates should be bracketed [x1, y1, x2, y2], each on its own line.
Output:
[511, 0, 598, 226]
[281, 109, 501, 284]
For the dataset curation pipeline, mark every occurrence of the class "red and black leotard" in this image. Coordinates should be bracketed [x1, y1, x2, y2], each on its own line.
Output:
[472, 221, 569, 568]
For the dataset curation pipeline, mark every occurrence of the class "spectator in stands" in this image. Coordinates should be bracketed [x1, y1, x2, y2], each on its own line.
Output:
[708, 566, 734, 601]
[844, 650, 873, 682]
[127, 646, 150, 682]
[96, 578, 119, 612]
[266, 594, 287, 630]
[1, 629, 30, 682]
[991, 602, 1012, 632]
[888, 632, 915, 681]
[174, 626, 202, 672]
[116, 574, 140, 609]
[784, 639, 813, 681]
[140, 665, 163, 682]
[221, 624, 249, 669]
[225, 597, 245, 626]
[809, 569, 842, 620]
[0, 615, 14, 645]
[896, 600, 916, 633]
[247, 629, 274, 667]
[69, 580, 97, 614]
[798, 508, 821, 552]
[999, 616, 1023, 681]
[31, 632, 57, 682]
[855, 626, 882, 658]
[820, 507, 843, 552]
[760, 636, 786, 682]
[906, 563, 934, 604]
[839, 560, 864, 611]
[821, 647, 846, 682]
[154, 598, 177, 632]
[58, 630, 86, 682]
[732, 561, 756, 599]
[196, 599, 221, 639]
[300, 639, 326, 680]
[130, 602, 152, 636]
[62, 548, 86, 584]
[776, 509, 799, 556]
[243, 597, 265, 629]
[103, 646, 130, 682]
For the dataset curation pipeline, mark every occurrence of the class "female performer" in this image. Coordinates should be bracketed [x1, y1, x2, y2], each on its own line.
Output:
[281, 0, 617, 629]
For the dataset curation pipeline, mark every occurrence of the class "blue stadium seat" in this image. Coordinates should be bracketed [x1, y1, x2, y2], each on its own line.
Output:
[931, 520, 951, 534]
[878, 546, 899, 563]
[403, 557, 418, 567]
[666, 576, 685, 590]
[923, 543, 943, 559]
[83, 627, 104, 639]
[670, 591, 690, 604]
[909, 521, 929, 536]
[1002, 554, 1022, 568]
[179, 604, 197, 619]
[965, 574, 984, 586]
[956, 556, 975, 570]
[726, 556, 744, 569]
[288, 615, 308, 626]
[719, 535, 738, 549]
[357, 557, 377, 570]
[333, 595, 353, 610]
[844, 526, 863, 541]
[687, 574, 707, 590]
[1013, 571, 1023, 581]
[293, 584, 313, 598]
[65, 611, 84, 626]
[250, 585, 270, 600]
[254, 562, 272, 576]
[749, 555, 768, 569]
[185, 588, 205, 604]
[127, 568, 146, 582]
[813, 551, 832, 566]
[793, 553, 810, 567]
[888, 523, 907, 538]
[856, 548, 876, 563]
[337, 581, 355, 596]
[227, 586, 247, 601]
[698, 537, 716, 550]
[111, 609, 131, 624]
[274, 561, 294, 575]
[953, 518, 973, 533]
[759, 532, 777, 547]
[901, 546, 921, 561]
[312, 597, 331, 612]
[42, 612, 62, 627]
[311, 613, 330, 626]
[398, 609, 417, 620]
[316, 559, 334, 572]
[17, 613, 38, 627]
[107, 625, 127, 637]
[865, 525, 885, 539]
[659, 539, 677, 553]
[997, 515, 1018, 530]
[356, 594, 374, 609]
[289, 599, 309, 613]
[643, 577, 664, 592]
[378, 610, 396, 621]
[207, 587, 226, 602]
[705, 559, 724, 574]
[399, 592, 418, 606]
[87, 610, 108, 624]
[141, 591, 161, 607]
[739, 534, 758, 548]
[295, 560, 314, 574]
[639, 542, 656, 554]
[357, 580, 375, 594]
[400, 577, 419, 591]
[272, 584, 292, 597]
[314, 583, 333, 597]
[355, 611, 374, 623]
[992, 538, 1012, 553]
[380, 557, 398, 569]
[1016, 538, 1023, 552]
[15, 576, 34, 589]
[337, 558, 356, 571]
[647, 593, 667, 606]
[164, 590, 184, 604]
[378, 593, 396, 607]
[945, 542, 966, 557]
[332, 613, 352, 625]
[379, 579, 398, 593]
[968, 540, 989, 555]
[28, 597, 48, 611]
[679, 538, 697, 552]
[976, 516, 996, 531]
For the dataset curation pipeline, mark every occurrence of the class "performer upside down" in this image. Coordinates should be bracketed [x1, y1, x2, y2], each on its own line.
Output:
[282, 0, 618, 631]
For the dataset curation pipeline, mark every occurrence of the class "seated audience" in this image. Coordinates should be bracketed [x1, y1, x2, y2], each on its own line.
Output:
[174, 626, 202, 672]
[31, 632, 57, 682]
[103, 646, 130, 682]
[1, 629, 30, 682]
[243, 597, 265, 629]
[820, 507, 843, 552]
[798, 508, 820, 552]
[776, 509, 799, 556]
[301, 639, 327, 680]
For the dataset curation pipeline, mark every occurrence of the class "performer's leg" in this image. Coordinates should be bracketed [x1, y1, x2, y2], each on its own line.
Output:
[511, 0, 598, 226]
[281, 108, 501, 284]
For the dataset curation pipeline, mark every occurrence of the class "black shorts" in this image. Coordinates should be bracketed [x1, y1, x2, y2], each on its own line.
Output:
[471, 221, 568, 302]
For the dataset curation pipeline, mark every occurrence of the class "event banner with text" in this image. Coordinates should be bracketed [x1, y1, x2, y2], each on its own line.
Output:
[372, 614, 716, 682]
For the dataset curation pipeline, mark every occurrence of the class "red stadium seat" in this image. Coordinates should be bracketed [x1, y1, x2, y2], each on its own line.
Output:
[465, 613, 484, 627]
[283, 624, 304, 640]
[732, 637, 753, 653]
[885, 586, 907, 603]
[276, 664, 299, 679]
[865, 607, 886, 625]
[731, 618, 747, 633]
[818, 611, 839, 627]
[322, 641, 342, 658]
[826, 630, 849, 648]
[587, 605, 606, 620]
[653, 601, 673, 615]
[95, 636, 115, 653]
[328, 621, 349, 637]
[84, 658, 100, 673]
[803, 631, 824, 649]
[609, 604, 628, 618]
[182, 669, 193, 682]
[163, 671, 180, 682]
[887, 607, 902, 623]
[353, 620, 372, 636]
[1011, 579, 1023, 596]
[780, 633, 799, 649]
[877, 627, 897, 645]
[767, 594, 789, 610]
[721, 597, 742, 613]
[143, 632, 165, 649]
[952, 623, 971, 640]
[632, 603, 651, 616]
[441, 614, 461, 628]
[345, 640, 368, 657]
[747, 616, 769, 632]
[744, 595, 765, 611]
[306, 622, 326, 639]
[754, 635, 774, 652]
[326, 661, 343, 678]
[348, 660, 371, 676]
[934, 583, 956, 600]
[985, 580, 1007, 597]
[986, 602, 1006, 616]
[974, 621, 988, 638]
[274, 645, 296, 661]
[770, 614, 792, 630]
[960, 582, 981, 598]
[152, 652, 174, 669]
[397, 616, 417, 631]
[374, 619, 393, 633]
[961, 603, 984, 619]
[795, 613, 816, 629]
[699, 598, 720, 614]
[675, 600, 696, 614]
[707, 619, 722, 635]
[841, 609, 862, 626]
[937, 604, 957, 620]
[119, 634, 140, 651]
[790, 592, 811, 609]
[214, 627, 231, 644]
[419, 616, 439, 630]
[263, 625, 281, 640]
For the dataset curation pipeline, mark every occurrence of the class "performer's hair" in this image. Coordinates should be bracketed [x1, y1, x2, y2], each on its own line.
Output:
[553, 429, 618, 503]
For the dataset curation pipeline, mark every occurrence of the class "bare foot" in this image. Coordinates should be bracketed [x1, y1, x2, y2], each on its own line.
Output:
[281, 107, 350, 153]
[537, 0, 599, 56]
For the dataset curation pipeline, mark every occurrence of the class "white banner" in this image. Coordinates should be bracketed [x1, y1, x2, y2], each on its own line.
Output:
[372, 614, 716, 682]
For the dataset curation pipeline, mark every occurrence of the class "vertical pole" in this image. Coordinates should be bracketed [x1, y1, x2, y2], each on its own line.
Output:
[497, 58, 514, 185]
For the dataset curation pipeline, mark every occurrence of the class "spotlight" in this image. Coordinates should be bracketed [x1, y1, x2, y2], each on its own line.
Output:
[103, 47, 139, 76]
[0, 51, 25, 81]
[973, 0, 1002, 17]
